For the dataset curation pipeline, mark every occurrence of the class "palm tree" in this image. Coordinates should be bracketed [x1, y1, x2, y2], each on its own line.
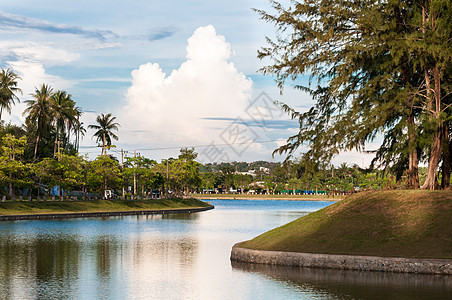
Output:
[337, 163, 348, 180]
[51, 90, 77, 157]
[88, 113, 120, 156]
[0, 68, 22, 120]
[23, 84, 53, 159]
[66, 106, 82, 150]
[73, 118, 86, 152]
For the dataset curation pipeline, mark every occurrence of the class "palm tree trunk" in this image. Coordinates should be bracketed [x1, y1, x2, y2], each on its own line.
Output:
[75, 116, 80, 152]
[54, 134, 58, 158]
[76, 128, 79, 152]
[103, 132, 106, 156]
[66, 124, 71, 150]
[34, 133, 40, 160]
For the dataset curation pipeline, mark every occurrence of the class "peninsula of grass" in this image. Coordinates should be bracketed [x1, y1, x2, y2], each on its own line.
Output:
[0, 198, 211, 216]
[238, 190, 452, 259]
[193, 193, 342, 201]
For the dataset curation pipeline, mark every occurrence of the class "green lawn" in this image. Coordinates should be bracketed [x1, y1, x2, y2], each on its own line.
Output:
[0, 198, 211, 216]
[239, 190, 452, 259]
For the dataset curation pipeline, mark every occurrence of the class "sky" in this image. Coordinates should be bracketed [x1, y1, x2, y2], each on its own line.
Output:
[0, 0, 377, 166]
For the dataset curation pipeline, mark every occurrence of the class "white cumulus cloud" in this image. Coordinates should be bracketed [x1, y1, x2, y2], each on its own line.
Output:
[0, 41, 77, 124]
[121, 25, 253, 159]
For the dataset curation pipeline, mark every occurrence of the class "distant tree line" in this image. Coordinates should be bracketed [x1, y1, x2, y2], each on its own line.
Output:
[196, 160, 433, 195]
[0, 113, 440, 200]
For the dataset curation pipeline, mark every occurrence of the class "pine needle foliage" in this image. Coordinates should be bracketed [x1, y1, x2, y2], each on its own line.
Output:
[255, 0, 451, 189]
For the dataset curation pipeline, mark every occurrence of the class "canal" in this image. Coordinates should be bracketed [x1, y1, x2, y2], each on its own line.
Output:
[0, 199, 450, 299]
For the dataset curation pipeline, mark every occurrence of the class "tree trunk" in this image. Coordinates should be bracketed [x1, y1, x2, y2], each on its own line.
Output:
[421, 66, 443, 190]
[400, 48, 419, 189]
[407, 105, 419, 189]
[34, 133, 40, 160]
[54, 134, 58, 158]
[67, 125, 71, 151]
[59, 182, 63, 198]
[441, 124, 451, 189]
[8, 182, 14, 199]
[76, 129, 80, 152]
[103, 133, 106, 156]
[422, 123, 443, 190]
[420, 6, 435, 189]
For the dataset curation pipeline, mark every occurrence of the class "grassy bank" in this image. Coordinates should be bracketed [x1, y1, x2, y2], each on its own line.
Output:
[0, 198, 211, 216]
[239, 190, 452, 259]
[193, 193, 342, 201]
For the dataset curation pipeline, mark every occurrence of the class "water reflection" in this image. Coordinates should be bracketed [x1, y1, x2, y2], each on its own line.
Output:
[162, 213, 198, 220]
[0, 234, 81, 299]
[232, 261, 452, 300]
[96, 235, 113, 278]
[0, 220, 199, 299]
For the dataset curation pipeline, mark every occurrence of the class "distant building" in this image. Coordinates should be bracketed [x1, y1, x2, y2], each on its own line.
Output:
[259, 167, 270, 174]
[236, 169, 256, 176]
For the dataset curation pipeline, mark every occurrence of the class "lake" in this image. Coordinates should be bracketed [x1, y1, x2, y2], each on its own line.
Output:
[0, 199, 450, 299]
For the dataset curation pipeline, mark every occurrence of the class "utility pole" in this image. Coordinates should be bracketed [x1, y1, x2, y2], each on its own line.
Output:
[138, 152, 142, 197]
[133, 150, 137, 196]
[121, 148, 125, 199]
[166, 159, 169, 198]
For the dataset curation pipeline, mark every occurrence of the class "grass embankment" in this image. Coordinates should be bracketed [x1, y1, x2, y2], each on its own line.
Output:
[193, 193, 342, 201]
[0, 198, 211, 216]
[239, 190, 452, 259]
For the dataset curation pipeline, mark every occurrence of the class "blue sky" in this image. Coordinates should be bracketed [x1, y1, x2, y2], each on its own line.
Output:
[0, 0, 376, 165]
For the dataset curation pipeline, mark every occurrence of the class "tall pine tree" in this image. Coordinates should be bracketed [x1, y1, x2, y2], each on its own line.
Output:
[256, 0, 451, 189]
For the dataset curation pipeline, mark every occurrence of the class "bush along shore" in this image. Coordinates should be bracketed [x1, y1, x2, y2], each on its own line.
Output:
[0, 198, 212, 219]
[232, 190, 452, 274]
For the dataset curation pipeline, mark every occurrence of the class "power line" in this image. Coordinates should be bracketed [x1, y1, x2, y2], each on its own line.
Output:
[78, 139, 283, 156]
[78, 146, 99, 149]
[121, 139, 280, 152]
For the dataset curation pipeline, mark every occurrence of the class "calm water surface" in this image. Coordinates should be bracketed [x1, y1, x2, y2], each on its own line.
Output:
[0, 199, 450, 299]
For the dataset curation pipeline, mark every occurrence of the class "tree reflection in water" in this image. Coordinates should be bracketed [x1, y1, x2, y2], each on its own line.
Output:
[0, 234, 80, 299]
[0, 222, 198, 299]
